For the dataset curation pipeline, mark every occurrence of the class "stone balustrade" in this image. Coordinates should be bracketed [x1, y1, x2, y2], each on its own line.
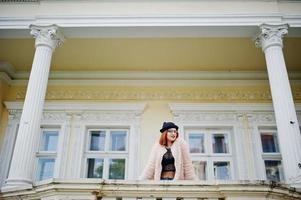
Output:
[1, 180, 301, 200]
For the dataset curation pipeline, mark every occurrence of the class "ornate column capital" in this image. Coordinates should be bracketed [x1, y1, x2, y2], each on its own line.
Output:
[30, 24, 64, 50]
[255, 24, 288, 51]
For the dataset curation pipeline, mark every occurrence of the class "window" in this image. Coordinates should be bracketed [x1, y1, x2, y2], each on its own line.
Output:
[264, 160, 283, 182]
[212, 134, 229, 153]
[85, 128, 128, 179]
[186, 129, 232, 180]
[259, 128, 283, 182]
[261, 132, 279, 153]
[36, 128, 60, 181]
[213, 161, 230, 180]
[189, 133, 205, 153]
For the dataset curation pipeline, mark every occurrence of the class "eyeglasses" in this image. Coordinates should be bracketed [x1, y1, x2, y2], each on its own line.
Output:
[167, 129, 178, 134]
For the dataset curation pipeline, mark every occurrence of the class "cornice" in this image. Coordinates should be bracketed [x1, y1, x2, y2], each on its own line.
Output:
[1, 14, 301, 31]
[14, 70, 274, 80]
[7, 70, 301, 87]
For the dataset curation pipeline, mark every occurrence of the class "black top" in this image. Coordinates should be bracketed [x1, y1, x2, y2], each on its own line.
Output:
[161, 148, 176, 172]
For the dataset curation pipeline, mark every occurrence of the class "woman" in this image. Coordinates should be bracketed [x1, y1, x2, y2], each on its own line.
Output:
[140, 122, 196, 180]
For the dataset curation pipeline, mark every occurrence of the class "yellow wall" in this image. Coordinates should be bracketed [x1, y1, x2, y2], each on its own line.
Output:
[0, 80, 9, 151]
[139, 101, 173, 173]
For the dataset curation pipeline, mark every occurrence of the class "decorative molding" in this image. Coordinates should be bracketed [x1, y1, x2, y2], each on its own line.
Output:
[81, 112, 139, 123]
[250, 113, 276, 123]
[170, 103, 276, 112]
[7, 109, 21, 120]
[170, 103, 301, 124]
[12, 87, 277, 101]
[4, 101, 146, 113]
[174, 112, 237, 123]
[42, 112, 67, 121]
[4, 102, 146, 122]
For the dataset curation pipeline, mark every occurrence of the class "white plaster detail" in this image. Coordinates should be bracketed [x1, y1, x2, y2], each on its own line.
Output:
[255, 24, 288, 51]
[12, 88, 278, 101]
[30, 24, 64, 50]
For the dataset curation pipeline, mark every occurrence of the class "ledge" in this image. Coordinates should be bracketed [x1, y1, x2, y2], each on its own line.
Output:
[1, 179, 300, 199]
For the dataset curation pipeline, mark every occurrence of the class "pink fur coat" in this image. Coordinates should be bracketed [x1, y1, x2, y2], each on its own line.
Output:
[140, 137, 196, 180]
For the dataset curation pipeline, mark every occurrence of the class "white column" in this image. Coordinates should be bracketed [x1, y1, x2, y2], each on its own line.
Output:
[255, 24, 301, 186]
[2, 25, 64, 190]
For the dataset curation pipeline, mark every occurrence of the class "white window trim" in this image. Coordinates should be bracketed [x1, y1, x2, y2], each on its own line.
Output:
[84, 128, 129, 180]
[256, 126, 283, 182]
[186, 128, 233, 181]
[34, 126, 62, 182]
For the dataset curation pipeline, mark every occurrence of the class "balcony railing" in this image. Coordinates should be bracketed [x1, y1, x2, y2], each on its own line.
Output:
[1, 179, 301, 200]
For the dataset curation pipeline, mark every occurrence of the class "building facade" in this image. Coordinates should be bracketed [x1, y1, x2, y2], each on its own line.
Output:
[0, 0, 301, 199]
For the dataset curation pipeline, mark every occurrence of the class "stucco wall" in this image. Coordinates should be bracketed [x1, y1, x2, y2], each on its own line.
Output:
[139, 100, 173, 174]
[0, 80, 9, 152]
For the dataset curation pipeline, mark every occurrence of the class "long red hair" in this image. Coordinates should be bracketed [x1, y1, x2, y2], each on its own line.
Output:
[159, 130, 178, 146]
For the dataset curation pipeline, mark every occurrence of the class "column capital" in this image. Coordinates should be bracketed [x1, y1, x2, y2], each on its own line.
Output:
[30, 24, 64, 50]
[255, 24, 288, 51]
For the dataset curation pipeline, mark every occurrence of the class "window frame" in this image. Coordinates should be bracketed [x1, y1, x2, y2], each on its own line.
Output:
[258, 127, 284, 182]
[185, 128, 233, 181]
[35, 127, 61, 182]
[84, 128, 129, 180]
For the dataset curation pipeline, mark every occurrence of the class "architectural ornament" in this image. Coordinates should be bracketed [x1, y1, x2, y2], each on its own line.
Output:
[30, 24, 64, 50]
[255, 24, 288, 51]
[13, 88, 281, 101]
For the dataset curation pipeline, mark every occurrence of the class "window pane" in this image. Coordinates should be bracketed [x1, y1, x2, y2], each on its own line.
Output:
[87, 158, 103, 178]
[214, 162, 230, 180]
[90, 131, 105, 151]
[212, 134, 229, 153]
[192, 161, 207, 180]
[110, 131, 127, 151]
[189, 134, 205, 153]
[261, 133, 279, 153]
[109, 159, 125, 179]
[40, 131, 58, 151]
[37, 158, 55, 181]
[265, 160, 283, 182]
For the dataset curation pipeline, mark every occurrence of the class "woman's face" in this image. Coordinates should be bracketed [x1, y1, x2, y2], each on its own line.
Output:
[166, 128, 178, 142]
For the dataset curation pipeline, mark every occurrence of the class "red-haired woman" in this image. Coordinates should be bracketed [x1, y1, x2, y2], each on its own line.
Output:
[140, 122, 196, 180]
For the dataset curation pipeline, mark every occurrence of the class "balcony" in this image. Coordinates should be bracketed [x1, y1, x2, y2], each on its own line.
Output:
[1, 179, 301, 200]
